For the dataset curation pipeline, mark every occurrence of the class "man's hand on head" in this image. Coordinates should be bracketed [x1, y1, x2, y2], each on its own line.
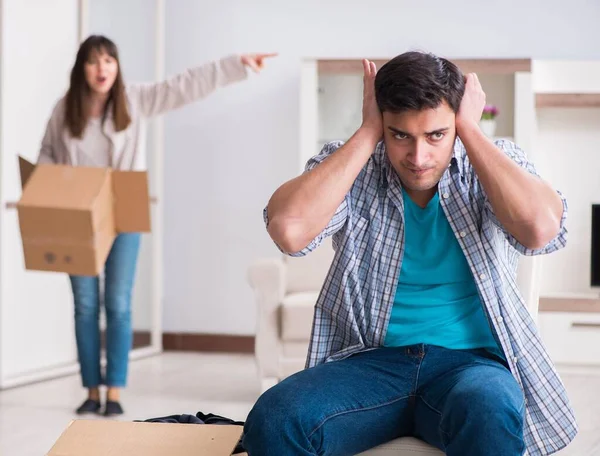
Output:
[359, 59, 383, 143]
[456, 73, 486, 138]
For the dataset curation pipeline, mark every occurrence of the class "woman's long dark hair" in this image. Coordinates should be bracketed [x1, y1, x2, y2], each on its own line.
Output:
[64, 35, 131, 138]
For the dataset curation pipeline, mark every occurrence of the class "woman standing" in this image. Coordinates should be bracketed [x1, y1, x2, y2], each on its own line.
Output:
[38, 35, 275, 416]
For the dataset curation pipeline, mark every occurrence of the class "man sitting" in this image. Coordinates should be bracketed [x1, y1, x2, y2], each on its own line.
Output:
[243, 51, 577, 456]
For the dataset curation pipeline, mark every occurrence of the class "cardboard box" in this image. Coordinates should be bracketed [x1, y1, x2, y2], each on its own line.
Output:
[16, 157, 151, 276]
[46, 420, 244, 456]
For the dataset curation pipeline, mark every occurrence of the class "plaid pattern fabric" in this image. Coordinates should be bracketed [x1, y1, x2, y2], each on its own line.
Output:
[263, 138, 577, 455]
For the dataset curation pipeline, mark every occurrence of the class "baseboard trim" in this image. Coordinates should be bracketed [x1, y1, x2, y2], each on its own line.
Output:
[132, 331, 152, 348]
[162, 333, 255, 354]
[101, 331, 152, 349]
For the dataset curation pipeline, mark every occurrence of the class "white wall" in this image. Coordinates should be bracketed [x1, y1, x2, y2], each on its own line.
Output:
[87, 0, 158, 333]
[162, 0, 600, 335]
[88, 0, 156, 83]
[0, 0, 79, 382]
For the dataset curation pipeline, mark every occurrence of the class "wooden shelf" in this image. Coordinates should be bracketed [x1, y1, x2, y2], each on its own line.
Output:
[536, 93, 600, 108]
[540, 296, 600, 313]
[317, 58, 531, 75]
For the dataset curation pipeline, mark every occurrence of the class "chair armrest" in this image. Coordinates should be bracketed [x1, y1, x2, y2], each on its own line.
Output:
[517, 255, 542, 323]
[247, 257, 286, 311]
[247, 257, 286, 379]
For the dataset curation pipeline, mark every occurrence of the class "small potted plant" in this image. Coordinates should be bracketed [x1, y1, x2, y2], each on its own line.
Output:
[480, 104, 499, 137]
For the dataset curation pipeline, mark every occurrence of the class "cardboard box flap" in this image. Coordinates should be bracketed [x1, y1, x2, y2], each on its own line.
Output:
[112, 171, 151, 232]
[47, 420, 243, 456]
[19, 155, 36, 190]
[19, 165, 111, 210]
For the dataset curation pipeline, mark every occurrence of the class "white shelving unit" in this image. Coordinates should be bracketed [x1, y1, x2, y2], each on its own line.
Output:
[531, 60, 600, 369]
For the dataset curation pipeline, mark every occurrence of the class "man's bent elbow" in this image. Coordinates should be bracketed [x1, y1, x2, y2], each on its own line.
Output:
[267, 217, 313, 255]
[521, 218, 561, 250]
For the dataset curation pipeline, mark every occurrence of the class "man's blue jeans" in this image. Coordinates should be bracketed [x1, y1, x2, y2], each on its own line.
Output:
[69, 233, 141, 388]
[243, 344, 525, 456]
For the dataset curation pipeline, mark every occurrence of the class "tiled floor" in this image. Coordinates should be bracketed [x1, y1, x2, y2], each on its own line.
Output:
[0, 353, 257, 456]
[0, 353, 598, 455]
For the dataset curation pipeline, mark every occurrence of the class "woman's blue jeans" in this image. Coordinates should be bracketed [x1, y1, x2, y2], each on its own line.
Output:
[69, 233, 141, 388]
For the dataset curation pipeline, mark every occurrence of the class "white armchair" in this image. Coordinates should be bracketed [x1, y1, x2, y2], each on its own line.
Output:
[248, 239, 334, 393]
[248, 240, 541, 456]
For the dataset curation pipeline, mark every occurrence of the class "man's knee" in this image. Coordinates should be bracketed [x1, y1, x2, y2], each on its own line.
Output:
[246, 383, 298, 432]
[446, 370, 525, 432]
[243, 379, 318, 453]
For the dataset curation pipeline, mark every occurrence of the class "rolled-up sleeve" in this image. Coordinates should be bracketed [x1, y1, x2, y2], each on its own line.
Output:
[264, 141, 349, 257]
[482, 140, 568, 256]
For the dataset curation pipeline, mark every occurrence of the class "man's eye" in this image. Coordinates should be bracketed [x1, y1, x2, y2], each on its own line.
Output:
[430, 132, 445, 140]
[394, 133, 408, 140]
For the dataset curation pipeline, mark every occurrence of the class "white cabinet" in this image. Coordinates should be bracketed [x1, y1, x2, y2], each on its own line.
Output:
[539, 311, 600, 367]
[538, 296, 600, 368]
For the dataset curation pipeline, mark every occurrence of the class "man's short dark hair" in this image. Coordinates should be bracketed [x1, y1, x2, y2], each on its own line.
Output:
[375, 51, 465, 114]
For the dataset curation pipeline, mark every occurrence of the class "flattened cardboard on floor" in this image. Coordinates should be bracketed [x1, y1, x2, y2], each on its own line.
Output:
[46, 420, 244, 456]
[16, 156, 151, 276]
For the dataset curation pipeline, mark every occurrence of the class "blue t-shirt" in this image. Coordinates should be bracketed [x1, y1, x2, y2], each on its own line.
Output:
[384, 189, 501, 355]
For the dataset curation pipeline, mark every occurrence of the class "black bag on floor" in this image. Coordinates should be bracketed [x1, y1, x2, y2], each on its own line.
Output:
[140, 412, 246, 454]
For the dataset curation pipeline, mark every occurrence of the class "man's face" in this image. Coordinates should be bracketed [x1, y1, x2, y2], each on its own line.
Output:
[382, 101, 456, 203]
